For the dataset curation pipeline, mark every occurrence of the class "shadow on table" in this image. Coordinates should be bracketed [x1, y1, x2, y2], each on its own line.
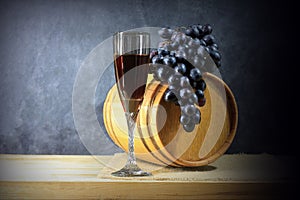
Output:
[158, 165, 217, 173]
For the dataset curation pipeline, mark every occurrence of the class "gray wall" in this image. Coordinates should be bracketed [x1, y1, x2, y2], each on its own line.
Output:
[0, 0, 297, 155]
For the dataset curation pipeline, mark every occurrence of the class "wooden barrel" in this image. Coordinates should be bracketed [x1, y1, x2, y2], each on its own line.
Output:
[103, 72, 238, 167]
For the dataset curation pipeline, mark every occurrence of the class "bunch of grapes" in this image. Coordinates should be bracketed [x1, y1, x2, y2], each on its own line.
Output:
[149, 24, 221, 132]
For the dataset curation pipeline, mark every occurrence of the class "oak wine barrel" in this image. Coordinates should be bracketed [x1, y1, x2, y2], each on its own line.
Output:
[103, 72, 238, 167]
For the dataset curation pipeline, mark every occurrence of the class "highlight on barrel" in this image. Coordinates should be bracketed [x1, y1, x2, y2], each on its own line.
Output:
[103, 72, 238, 167]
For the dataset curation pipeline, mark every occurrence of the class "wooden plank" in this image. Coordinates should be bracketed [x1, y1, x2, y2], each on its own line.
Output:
[0, 182, 289, 200]
[0, 154, 294, 199]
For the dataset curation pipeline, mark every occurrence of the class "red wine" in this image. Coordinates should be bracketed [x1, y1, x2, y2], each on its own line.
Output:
[114, 54, 150, 113]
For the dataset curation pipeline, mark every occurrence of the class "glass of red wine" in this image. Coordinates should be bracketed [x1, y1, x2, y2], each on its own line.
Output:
[112, 31, 151, 177]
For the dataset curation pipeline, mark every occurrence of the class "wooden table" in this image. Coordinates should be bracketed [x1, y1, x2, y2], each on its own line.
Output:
[0, 154, 294, 199]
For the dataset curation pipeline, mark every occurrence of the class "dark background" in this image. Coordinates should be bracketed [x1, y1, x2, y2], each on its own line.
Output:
[0, 0, 298, 155]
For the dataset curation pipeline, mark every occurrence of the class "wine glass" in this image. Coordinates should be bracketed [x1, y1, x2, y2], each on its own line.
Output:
[112, 31, 152, 177]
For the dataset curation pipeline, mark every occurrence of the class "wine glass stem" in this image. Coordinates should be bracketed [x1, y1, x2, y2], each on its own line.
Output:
[125, 112, 137, 166]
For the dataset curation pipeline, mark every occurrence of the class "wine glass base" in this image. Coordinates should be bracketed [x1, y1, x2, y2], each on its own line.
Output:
[111, 164, 152, 177]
